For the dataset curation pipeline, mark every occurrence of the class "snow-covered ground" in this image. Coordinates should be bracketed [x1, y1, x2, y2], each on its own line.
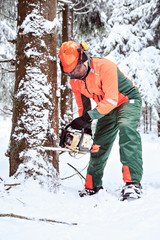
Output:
[0, 115, 160, 240]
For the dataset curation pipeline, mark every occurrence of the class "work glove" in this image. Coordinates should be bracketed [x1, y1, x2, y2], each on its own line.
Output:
[70, 112, 92, 130]
[84, 128, 92, 136]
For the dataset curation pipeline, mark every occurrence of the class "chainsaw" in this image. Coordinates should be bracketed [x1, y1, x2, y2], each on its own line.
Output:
[41, 124, 93, 155]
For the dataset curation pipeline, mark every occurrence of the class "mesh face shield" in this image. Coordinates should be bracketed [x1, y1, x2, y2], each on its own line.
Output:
[66, 62, 88, 80]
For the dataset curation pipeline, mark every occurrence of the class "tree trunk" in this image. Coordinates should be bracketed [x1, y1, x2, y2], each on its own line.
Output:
[9, 0, 59, 188]
[60, 2, 73, 127]
[149, 106, 152, 132]
[158, 112, 160, 137]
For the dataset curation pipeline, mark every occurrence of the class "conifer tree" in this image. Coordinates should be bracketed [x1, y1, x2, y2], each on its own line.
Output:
[9, 0, 59, 188]
[60, 1, 73, 127]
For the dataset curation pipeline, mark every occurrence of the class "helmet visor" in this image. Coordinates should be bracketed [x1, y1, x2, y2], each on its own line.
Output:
[65, 62, 88, 80]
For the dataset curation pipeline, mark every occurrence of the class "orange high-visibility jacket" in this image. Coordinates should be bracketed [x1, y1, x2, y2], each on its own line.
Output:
[70, 58, 141, 119]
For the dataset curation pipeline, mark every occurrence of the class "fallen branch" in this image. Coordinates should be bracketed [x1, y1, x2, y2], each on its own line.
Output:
[61, 163, 88, 180]
[0, 59, 15, 64]
[67, 163, 85, 180]
[4, 183, 21, 191]
[4, 183, 21, 187]
[0, 213, 78, 226]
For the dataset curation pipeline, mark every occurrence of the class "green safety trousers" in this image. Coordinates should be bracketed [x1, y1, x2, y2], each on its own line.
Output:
[85, 99, 143, 189]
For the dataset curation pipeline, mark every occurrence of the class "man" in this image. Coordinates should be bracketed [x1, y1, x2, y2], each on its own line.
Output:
[59, 41, 143, 201]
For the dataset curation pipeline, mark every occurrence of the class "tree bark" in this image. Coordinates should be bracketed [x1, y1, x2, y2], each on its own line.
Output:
[9, 0, 59, 187]
[60, 2, 73, 127]
[158, 112, 160, 137]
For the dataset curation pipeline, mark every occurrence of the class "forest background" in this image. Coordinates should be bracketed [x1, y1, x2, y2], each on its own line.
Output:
[0, 0, 160, 136]
[0, 1, 160, 239]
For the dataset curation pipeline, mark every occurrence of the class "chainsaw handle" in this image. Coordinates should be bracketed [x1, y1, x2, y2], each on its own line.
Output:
[65, 123, 71, 130]
[59, 124, 72, 147]
[60, 125, 85, 148]
[77, 128, 90, 152]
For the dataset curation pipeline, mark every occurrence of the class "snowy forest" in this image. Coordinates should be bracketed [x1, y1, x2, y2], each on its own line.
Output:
[1, 0, 160, 134]
[0, 0, 160, 239]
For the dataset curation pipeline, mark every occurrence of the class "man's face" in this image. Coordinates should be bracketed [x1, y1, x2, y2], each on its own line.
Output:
[67, 61, 88, 80]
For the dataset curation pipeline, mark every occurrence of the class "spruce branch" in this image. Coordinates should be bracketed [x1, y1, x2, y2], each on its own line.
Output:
[0, 108, 12, 116]
[0, 12, 16, 21]
[0, 59, 15, 64]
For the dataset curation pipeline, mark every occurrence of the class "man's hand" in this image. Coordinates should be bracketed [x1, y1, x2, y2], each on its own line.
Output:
[84, 128, 92, 136]
[70, 112, 92, 130]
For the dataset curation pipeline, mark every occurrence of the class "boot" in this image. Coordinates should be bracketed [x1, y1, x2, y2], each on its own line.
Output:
[79, 186, 103, 197]
[120, 182, 142, 201]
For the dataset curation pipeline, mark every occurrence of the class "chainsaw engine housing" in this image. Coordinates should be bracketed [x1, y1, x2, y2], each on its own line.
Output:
[60, 128, 93, 154]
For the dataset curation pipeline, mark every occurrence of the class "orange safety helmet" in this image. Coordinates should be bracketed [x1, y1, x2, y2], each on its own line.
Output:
[59, 41, 88, 73]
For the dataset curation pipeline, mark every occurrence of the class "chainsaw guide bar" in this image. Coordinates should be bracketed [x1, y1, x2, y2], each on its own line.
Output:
[40, 146, 71, 152]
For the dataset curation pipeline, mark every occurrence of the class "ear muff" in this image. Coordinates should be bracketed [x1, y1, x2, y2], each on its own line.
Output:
[79, 42, 88, 63]
[77, 47, 83, 62]
[80, 41, 88, 51]
[60, 61, 64, 73]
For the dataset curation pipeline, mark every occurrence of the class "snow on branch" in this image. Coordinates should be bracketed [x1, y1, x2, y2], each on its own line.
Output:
[74, 9, 92, 15]
[0, 68, 15, 74]
[0, 59, 15, 64]
[73, 3, 91, 12]
[58, 0, 73, 4]
[0, 107, 12, 116]
[0, 12, 16, 21]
